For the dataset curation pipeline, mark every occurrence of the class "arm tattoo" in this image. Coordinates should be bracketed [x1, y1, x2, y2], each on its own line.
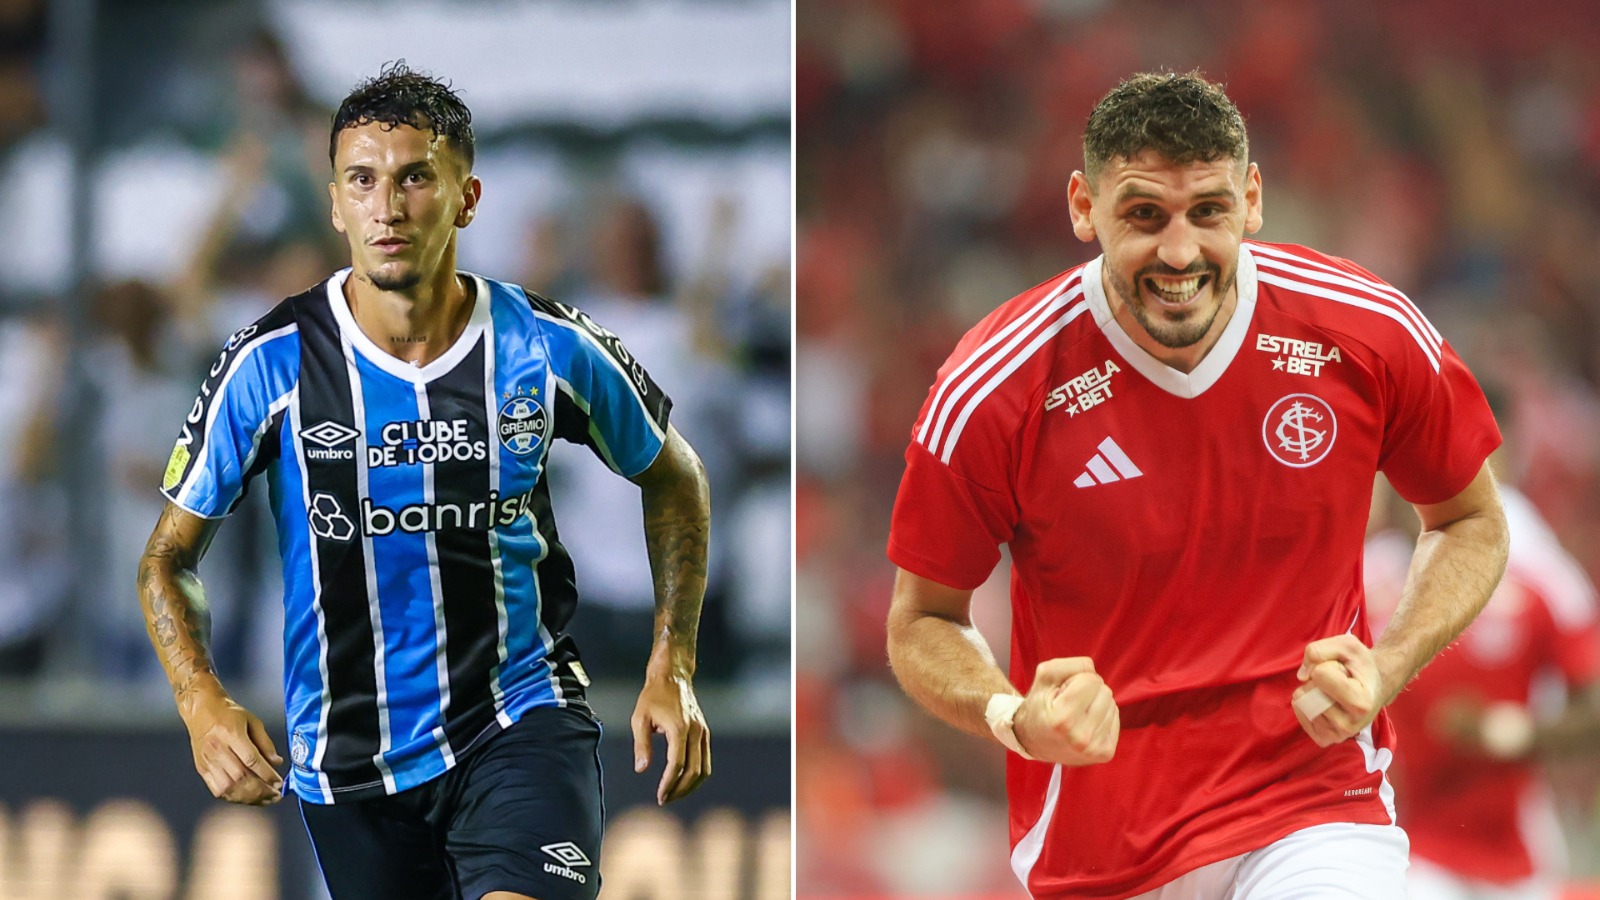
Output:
[637, 433, 711, 664]
[137, 505, 219, 706]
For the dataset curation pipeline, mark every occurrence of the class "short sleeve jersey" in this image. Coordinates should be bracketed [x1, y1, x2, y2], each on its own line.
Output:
[888, 242, 1501, 898]
[1368, 488, 1600, 885]
[162, 270, 671, 804]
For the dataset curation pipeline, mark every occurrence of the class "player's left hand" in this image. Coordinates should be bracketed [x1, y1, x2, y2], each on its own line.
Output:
[1292, 634, 1386, 747]
[631, 672, 711, 805]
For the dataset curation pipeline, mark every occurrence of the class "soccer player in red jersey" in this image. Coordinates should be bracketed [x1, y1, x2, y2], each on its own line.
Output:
[1367, 464, 1600, 899]
[885, 71, 1510, 899]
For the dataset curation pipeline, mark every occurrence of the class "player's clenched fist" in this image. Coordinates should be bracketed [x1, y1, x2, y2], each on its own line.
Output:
[1013, 657, 1119, 766]
[1292, 634, 1386, 748]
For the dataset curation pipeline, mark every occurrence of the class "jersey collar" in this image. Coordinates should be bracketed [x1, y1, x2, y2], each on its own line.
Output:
[325, 268, 493, 383]
[1083, 244, 1259, 399]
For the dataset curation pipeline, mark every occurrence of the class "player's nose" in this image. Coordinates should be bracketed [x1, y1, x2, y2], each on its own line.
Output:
[1155, 219, 1200, 272]
[372, 182, 406, 225]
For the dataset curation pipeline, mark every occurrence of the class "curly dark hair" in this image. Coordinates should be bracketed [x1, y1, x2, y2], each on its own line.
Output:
[329, 60, 474, 171]
[1083, 71, 1247, 183]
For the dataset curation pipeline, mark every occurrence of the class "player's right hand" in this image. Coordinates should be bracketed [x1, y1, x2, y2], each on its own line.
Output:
[1013, 657, 1119, 766]
[181, 688, 285, 806]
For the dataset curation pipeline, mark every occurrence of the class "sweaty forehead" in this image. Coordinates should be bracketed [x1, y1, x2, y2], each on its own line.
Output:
[1100, 152, 1245, 202]
[335, 121, 455, 170]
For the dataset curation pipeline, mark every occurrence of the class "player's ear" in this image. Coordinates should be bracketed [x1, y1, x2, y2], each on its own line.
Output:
[1068, 171, 1097, 243]
[455, 175, 482, 229]
[328, 182, 346, 235]
[1243, 162, 1263, 234]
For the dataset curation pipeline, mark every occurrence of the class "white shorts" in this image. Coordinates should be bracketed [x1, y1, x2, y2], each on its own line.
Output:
[1407, 856, 1558, 900]
[1132, 822, 1410, 900]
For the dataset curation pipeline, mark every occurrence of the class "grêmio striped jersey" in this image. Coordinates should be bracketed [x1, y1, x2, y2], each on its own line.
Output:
[161, 269, 670, 804]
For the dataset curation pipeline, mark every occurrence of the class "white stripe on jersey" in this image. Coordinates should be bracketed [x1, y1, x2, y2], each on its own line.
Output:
[537, 362, 566, 708]
[1254, 269, 1441, 372]
[413, 383, 457, 769]
[532, 310, 667, 444]
[288, 389, 335, 804]
[344, 335, 398, 795]
[1248, 243, 1442, 345]
[939, 299, 1093, 463]
[1248, 246, 1441, 361]
[173, 323, 299, 509]
[482, 317, 514, 730]
[1354, 725, 1398, 824]
[919, 273, 1083, 453]
[1010, 763, 1062, 895]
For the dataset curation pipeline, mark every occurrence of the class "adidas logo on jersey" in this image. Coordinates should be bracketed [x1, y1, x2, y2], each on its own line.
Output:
[1073, 437, 1143, 488]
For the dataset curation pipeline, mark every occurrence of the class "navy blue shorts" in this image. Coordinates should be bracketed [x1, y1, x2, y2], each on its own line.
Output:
[300, 705, 604, 900]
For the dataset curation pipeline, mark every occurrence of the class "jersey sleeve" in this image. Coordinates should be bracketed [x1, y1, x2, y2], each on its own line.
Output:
[160, 322, 298, 518]
[888, 340, 1024, 591]
[535, 296, 673, 478]
[1376, 337, 1501, 506]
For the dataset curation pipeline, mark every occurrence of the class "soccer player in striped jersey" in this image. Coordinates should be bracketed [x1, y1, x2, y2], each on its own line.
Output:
[885, 72, 1509, 899]
[137, 63, 712, 900]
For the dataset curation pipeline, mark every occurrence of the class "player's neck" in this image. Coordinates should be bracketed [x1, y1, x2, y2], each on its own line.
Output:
[1110, 285, 1238, 375]
[343, 262, 473, 369]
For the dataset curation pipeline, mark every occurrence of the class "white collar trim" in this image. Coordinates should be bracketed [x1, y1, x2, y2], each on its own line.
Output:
[324, 268, 492, 383]
[1082, 245, 1258, 399]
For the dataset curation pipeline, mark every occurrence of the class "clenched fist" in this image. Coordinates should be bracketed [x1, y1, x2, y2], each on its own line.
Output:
[1013, 657, 1120, 766]
[1292, 634, 1387, 747]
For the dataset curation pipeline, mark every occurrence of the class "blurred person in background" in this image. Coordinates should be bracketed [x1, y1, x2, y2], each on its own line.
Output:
[0, 313, 67, 677]
[137, 64, 712, 900]
[884, 71, 1507, 899]
[1367, 389, 1600, 900]
[541, 193, 740, 679]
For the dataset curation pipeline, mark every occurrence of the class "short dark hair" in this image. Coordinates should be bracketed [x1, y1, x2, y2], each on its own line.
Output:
[1083, 71, 1247, 184]
[329, 61, 474, 171]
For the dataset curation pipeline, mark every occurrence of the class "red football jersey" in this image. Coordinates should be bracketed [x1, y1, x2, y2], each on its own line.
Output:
[888, 241, 1501, 899]
[1368, 488, 1600, 885]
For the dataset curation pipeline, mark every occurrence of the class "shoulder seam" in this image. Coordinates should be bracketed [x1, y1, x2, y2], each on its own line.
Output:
[920, 274, 1093, 464]
[1250, 245, 1441, 372]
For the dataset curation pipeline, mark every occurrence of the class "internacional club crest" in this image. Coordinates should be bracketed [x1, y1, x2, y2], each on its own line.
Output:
[497, 389, 548, 456]
[1262, 393, 1337, 468]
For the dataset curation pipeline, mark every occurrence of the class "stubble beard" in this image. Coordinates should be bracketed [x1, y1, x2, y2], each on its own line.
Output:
[1107, 262, 1237, 349]
[364, 266, 423, 293]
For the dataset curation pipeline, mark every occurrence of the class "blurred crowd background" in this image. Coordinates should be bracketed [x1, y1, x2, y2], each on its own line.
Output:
[0, 0, 789, 751]
[0, 1, 791, 896]
[796, 0, 1600, 896]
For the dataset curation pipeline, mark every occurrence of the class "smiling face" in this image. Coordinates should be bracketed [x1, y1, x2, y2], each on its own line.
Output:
[1069, 150, 1263, 352]
[328, 121, 480, 293]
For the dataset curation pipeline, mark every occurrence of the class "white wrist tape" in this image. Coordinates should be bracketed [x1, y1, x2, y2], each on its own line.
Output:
[985, 693, 1035, 760]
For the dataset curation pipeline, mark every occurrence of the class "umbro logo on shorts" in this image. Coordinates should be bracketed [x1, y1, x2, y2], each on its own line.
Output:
[541, 841, 591, 884]
[1073, 437, 1143, 488]
[540, 842, 591, 867]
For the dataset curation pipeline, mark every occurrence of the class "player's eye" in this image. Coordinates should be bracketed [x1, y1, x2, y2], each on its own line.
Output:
[405, 172, 428, 184]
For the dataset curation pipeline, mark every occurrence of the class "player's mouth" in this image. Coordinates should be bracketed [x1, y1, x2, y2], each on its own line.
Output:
[1144, 273, 1210, 309]
[372, 237, 412, 255]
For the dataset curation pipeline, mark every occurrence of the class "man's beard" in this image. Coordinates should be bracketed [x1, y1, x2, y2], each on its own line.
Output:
[365, 266, 423, 293]
[1106, 261, 1235, 349]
